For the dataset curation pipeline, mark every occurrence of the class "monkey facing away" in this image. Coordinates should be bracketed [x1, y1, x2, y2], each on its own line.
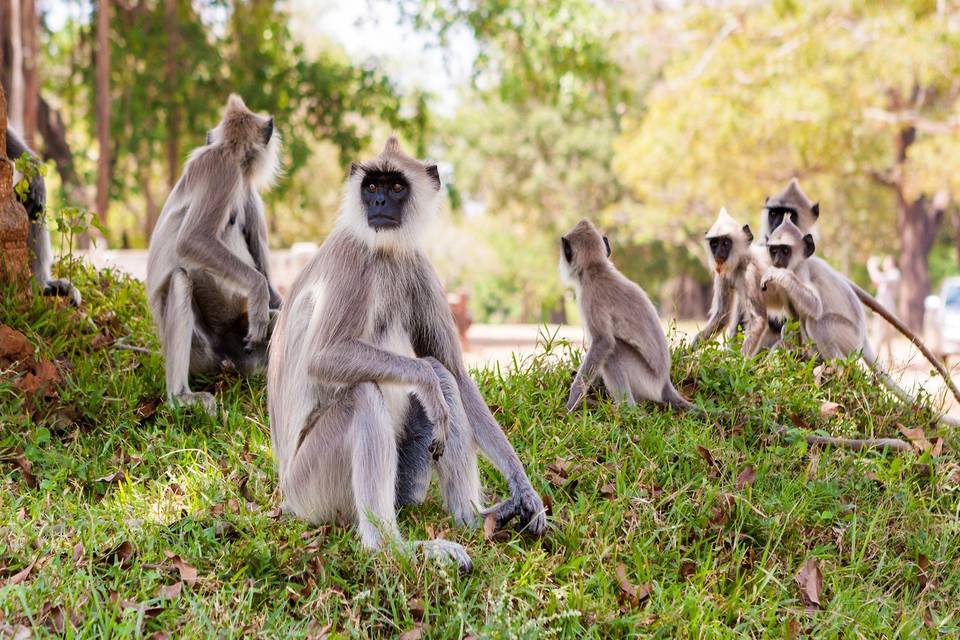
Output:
[691, 208, 776, 357]
[761, 220, 959, 424]
[5, 126, 80, 305]
[560, 219, 694, 412]
[268, 136, 546, 572]
[146, 95, 282, 414]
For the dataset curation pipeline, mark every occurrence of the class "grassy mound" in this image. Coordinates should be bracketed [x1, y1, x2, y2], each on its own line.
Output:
[1, 263, 958, 638]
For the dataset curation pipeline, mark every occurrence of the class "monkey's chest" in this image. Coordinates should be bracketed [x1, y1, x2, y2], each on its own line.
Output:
[373, 320, 417, 433]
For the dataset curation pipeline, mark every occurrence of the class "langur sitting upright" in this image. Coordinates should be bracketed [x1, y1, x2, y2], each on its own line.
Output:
[761, 220, 959, 423]
[5, 126, 80, 305]
[691, 208, 775, 357]
[146, 95, 282, 414]
[267, 136, 546, 573]
[560, 219, 694, 412]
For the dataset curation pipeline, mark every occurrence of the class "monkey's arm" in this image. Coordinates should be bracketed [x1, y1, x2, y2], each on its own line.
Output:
[567, 333, 615, 412]
[691, 276, 732, 349]
[241, 190, 282, 309]
[740, 267, 769, 358]
[761, 268, 822, 320]
[175, 158, 271, 347]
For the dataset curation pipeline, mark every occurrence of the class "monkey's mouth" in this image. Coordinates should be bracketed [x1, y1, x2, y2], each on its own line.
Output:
[714, 259, 727, 274]
[368, 215, 401, 230]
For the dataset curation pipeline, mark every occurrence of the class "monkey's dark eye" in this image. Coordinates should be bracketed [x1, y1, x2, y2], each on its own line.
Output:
[366, 183, 377, 193]
[392, 182, 404, 193]
[709, 238, 719, 249]
[790, 212, 798, 224]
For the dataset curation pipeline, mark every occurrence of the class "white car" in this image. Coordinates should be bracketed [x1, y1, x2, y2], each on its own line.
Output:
[925, 276, 960, 362]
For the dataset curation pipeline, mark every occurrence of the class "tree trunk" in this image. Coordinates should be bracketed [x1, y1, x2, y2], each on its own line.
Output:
[7, 0, 24, 132]
[897, 191, 945, 332]
[0, 82, 30, 280]
[37, 96, 91, 208]
[164, 0, 180, 193]
[140, 162, 159, 240]
[95, 0, 111, 234]
[20, 0, 38, 145]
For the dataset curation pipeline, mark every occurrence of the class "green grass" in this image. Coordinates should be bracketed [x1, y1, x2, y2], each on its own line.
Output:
[2, 263, 959, 638]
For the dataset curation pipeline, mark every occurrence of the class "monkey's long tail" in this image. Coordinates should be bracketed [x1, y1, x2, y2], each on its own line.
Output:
[773, 423, 912, 453]
[851, 282, 960, 407]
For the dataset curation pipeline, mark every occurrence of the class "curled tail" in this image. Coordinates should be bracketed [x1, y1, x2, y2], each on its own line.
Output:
[851, 282, 960, 408]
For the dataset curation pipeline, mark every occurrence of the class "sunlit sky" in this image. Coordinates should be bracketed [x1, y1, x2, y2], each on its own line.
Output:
[42, 0, 477, 116]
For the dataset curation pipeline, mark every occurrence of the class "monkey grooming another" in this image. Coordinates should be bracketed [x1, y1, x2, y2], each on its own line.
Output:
[147, 95, 282, 414]
[268, 136, 546, 573]
[762, 179, 960, 406]
[761, 220, 958, 427]
[560, 219, 694, 412]
[691, 208, 776, 357]
[5, 126, 80, 305]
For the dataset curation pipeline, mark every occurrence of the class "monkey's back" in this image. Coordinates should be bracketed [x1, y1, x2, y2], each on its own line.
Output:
[580, 265, 671, 378]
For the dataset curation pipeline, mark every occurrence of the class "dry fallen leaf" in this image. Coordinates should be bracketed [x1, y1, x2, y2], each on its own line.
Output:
[100, 541, 134, 568]
[483, 513, 510, 542]
[156, 582, 182, 600]
[399, 625, 423, 640]
[819, 401, 841, 418]
[898, 424, 933, 452]
[678, 560, 696, 581]
[736, 465, 756, 490]
[407, 597, 425, 623]
[72, 542, 84, 565]
[164, 551, 198, 586]
[7, 557, 38, 585]
[0, 325, 34, 366]
[696, 446, 716, 468]
[13, 455, 37, 488]
[95, 470, 126, 484]
[615, 563, 651, 609]
[794, 557, 823, 610]
[918, 555, 937, 591]
[931, 437, 944, 457]
[600, 483, 617, 500]
[305, 621, 332, 640]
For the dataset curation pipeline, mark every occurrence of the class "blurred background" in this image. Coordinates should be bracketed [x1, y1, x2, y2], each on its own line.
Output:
[4, 0, 960, 372]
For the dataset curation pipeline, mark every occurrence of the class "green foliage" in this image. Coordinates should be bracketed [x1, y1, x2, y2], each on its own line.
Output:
[2, 265, 960, 635]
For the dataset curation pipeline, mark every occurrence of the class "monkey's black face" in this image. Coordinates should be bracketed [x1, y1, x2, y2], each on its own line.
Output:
[766, 206, 798, 233]
[361, 171, 410, 230]
[708, 236, 733, 264]
[768, 244, 792, 268]
[561, 237, 573, 263]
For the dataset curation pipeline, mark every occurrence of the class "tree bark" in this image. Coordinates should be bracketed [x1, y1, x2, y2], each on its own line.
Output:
[37, 96, 91, 208]
[7, 0, 24, 132]
[20, 0, 38, 146]
[897, 191, 945, 332]
[95, 0, 111, 233]
[0, 82, 30, 280]
[164, 0, 180, 193]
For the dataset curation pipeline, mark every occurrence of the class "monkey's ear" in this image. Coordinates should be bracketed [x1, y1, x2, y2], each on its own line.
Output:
[764, 196, 770, 205]
[262, 117, 274, 145]
[561, 237, 573, 263]
[350, 162, 362, 177]
[603, 236, 611, 257]
[811, 202, 820, 219]
[742, 224, 754, 243]
[425, 164, 441, 191]
[803, 234, 816, 258]
[206, 131, 213, 145]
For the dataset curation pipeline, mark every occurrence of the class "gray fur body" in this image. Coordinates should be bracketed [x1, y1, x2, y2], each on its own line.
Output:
[146, 95, 281, 414]
[268, 137, 545, 572]
[561, 219, 692, 411]
[5, 126, 80, 304]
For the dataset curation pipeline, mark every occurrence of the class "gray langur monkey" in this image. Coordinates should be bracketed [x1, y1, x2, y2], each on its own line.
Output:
[691, 208, 777, 357]
[146, 95, 282, 414]
[560, 219, 694, 412]
[761, 220, 960, 426]
[267, 136, 546, 573]
[762, 179, 960, 407]
[5, 126, 80, 305]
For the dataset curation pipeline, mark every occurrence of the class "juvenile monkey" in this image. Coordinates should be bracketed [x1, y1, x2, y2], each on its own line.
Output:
[560, 219, 694, 412]
[146, 95, 282, 414]
[691, 208, 775, 357]
[5, 126, 80, 305]
[268, 136, 546, 573]
[761, 179, 960, 406]
[761, 220, 960, 423]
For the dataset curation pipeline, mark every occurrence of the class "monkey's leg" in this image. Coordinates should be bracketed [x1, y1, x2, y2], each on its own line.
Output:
[396, 397, 433, 508]
[599, 357, 636, 406]
[692, 278, 732, 349]
[425, 359, 482, 528]
[162, 269, 216, 414]
[350, 383, 473, 571]
[567, 335, 615, 412]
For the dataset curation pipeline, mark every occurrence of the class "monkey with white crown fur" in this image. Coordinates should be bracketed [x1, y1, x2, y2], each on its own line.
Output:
[690, 208, 779, 357]
[560, 219, 695, 412]
[5, 126, 81, 305]
[761, 220, 960, 425]
[146, 95, 283, 415]
[267, 136, 546, 573]
[761, 178, 960, 409]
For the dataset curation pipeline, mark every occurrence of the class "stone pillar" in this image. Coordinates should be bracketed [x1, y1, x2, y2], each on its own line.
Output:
[0, 83, 31, 280]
